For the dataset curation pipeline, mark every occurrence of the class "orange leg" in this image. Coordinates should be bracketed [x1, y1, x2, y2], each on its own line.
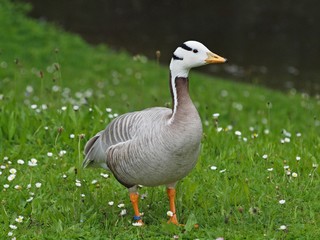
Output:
[167, 188, 179, 225]
[129, 192, 144, 225]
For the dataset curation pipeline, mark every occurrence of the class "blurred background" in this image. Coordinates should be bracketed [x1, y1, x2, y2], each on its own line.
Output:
[25, 0, 320, 94]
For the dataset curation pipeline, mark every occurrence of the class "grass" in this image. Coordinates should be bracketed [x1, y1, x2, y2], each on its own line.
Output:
[0, 1, 319, 239]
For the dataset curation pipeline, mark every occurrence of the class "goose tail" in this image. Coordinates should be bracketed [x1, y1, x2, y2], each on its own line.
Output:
[82, 130, 104, 168]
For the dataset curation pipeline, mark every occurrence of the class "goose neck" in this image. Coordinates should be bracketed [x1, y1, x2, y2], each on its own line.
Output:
[169, 71, 194, 124]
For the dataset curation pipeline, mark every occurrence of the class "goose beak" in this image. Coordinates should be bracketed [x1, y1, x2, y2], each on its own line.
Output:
[205, 52, 227, 64]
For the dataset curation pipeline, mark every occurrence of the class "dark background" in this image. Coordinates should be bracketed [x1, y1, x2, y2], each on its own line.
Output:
[25, 0, 320, 94]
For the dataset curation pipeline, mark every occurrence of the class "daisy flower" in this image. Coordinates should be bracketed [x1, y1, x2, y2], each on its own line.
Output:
[132, 222, 143, 227]
[59, 150, 67, 157]
[100, 173, 109, 178]
[14, 185, 22, 190]
[217, 127, 223, 132]
[9, 225, 17, 230]
[91, 180, 98, 184]
[15, 216, 24, 223]
[167, 211, 174, 217]
[210, 166, 217, 170]
[118, 203, 125, 208]
[235, 131, 241, 136]
[75, 180, 81, 187]
[212, 113, 220, 119]
[28, 158, 38, 167]
[119, 209, 127, 216]
[279, 225, 287, 230]
[17, 159, 25, 165]
[7, 174, 16, 182]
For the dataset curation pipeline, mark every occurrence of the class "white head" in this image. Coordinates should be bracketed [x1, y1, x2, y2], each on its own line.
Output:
[169, 40, 226, 78]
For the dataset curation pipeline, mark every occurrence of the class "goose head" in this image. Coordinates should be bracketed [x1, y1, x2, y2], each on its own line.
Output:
[170, 40, 227, 78]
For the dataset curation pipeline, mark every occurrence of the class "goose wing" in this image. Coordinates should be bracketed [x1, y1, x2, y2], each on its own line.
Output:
[82, 110, 144, 169]
[83, 107, 172, 169]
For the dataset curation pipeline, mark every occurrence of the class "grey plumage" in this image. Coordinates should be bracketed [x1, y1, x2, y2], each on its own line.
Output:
[83, 96, 202, 188]
[82, 40, 226, 225]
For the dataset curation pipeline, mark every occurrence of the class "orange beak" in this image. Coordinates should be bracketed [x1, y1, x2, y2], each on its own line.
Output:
[205, 52, 227, 64]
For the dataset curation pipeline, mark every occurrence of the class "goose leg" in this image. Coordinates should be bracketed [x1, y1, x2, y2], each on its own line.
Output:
[129, 186, 144, 225]
[166, 187, 179, 225]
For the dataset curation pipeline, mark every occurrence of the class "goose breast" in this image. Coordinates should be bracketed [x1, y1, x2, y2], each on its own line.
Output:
[105, 107, 202, 187]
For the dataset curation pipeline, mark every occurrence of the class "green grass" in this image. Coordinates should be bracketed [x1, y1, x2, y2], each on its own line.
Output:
[1, 1, 319, 239]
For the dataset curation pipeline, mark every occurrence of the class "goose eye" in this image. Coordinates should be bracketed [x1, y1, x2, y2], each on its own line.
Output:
[193, 49, 198, 53]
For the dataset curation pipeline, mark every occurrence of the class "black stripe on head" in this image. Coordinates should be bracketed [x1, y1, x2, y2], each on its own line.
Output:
[180, 43, 192, 51]
[172, 54, 183, 60]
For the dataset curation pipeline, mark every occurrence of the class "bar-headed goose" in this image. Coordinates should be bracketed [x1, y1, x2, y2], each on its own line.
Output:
[83, 40, 226, 225]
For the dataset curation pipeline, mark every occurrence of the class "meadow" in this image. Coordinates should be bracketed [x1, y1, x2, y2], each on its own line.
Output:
[0, 1, 319, 239]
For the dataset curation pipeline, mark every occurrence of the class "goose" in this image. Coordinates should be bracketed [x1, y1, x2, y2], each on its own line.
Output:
[83, 40, 226, 226]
